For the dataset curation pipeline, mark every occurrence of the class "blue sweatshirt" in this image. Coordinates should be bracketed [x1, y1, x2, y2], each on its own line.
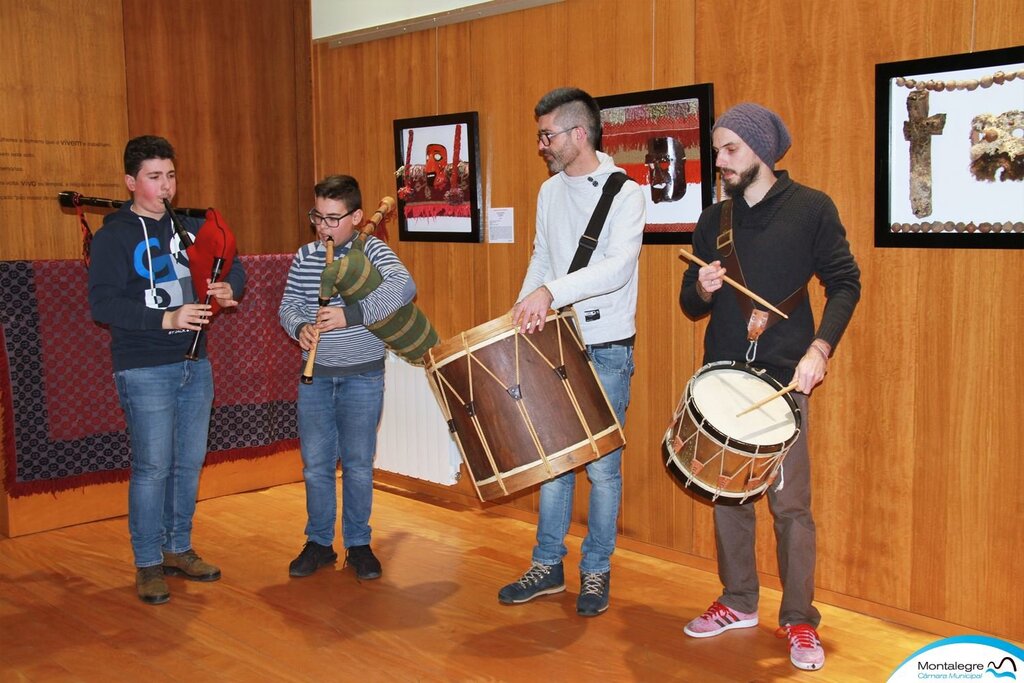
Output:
[88, 201, 246, 371]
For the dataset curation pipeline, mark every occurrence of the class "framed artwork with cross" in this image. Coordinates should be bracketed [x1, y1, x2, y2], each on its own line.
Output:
[874, 45, 1024, 248]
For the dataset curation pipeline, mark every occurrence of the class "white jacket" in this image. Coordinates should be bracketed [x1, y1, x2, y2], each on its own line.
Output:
[518, 151, 645, 345]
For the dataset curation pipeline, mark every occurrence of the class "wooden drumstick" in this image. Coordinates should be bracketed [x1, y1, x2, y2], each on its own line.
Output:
[736, 380, 799, 417]
[678, 249, 788, 319]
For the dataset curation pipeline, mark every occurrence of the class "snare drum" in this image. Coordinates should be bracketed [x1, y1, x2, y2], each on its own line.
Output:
[664, 361, 801, 504]
[426, 310, 625, 501]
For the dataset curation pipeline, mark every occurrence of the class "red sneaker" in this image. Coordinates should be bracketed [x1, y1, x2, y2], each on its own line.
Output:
[683, 601, 758, 638]
[777, 623, 825, 671]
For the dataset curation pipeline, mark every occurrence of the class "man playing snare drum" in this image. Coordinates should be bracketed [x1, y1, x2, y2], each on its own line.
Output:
[500, 87, 645, 617]
[679, 103, 861, 671]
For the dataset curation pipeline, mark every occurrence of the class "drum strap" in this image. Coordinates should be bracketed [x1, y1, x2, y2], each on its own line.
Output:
[717, 200, 807, 359]
[567, 172, 629, 274]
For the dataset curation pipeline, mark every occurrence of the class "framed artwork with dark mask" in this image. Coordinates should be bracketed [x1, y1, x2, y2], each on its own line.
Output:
[393, 111, 483, 242]
[875, 46, 1024, 248]
[597, 83, 715, 244]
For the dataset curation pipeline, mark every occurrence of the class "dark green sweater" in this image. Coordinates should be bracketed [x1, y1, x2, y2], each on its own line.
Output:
[679, 171, 861, 384]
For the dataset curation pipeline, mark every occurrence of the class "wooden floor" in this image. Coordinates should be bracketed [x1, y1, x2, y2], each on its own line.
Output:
[0, 482, 942, 682]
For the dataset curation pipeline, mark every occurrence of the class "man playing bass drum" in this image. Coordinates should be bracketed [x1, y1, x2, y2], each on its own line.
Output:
[499, 87, 645, 618]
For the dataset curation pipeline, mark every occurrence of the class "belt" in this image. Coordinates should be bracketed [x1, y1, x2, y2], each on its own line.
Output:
[588, 334, 635, 350]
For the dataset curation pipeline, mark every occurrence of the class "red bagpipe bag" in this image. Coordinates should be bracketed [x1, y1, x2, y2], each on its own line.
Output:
[186, 208, 237, 313]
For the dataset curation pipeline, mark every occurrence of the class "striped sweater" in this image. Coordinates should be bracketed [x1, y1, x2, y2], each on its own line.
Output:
[278, 234, 416, 376]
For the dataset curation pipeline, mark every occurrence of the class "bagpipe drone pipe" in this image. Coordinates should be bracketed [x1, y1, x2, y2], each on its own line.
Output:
[319, 197, 439, 364]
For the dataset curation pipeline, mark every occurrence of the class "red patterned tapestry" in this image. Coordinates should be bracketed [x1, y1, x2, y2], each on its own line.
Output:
[1, 254, 299, 497]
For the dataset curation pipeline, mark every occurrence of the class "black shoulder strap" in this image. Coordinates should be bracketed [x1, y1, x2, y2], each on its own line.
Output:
[567, 171, 629, 274]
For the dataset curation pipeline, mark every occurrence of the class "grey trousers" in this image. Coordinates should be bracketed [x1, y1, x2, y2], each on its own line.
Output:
[713, 392, 821, 628]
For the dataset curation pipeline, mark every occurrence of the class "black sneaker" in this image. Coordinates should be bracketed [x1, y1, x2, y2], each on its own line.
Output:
[497, 562, 566, 604]
[344, 545, 381, 580]
[576, 570, 610, 616]
[288, 541, 337, 578]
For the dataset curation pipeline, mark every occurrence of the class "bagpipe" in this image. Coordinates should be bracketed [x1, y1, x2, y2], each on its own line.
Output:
[57, 191, 237, 360]
[319, 196, 439, 365]
[300, 235, 334, 384]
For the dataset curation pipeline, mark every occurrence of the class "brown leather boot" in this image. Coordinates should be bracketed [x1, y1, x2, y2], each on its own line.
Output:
[162, 549, 221, 582]
[136, 565, 170, 604]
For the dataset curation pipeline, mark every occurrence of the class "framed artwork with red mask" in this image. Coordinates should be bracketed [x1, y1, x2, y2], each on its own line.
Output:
[875, 45, 1024, 249]
[596, 83, 715, 244]
[393, 111, 482, 242]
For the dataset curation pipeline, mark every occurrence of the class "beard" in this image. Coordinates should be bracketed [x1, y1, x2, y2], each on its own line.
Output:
[542, 143, 579, 175]
[542, 150, 566, 174]
[720, 163, 761, 199]
[543, 154, 563, 174]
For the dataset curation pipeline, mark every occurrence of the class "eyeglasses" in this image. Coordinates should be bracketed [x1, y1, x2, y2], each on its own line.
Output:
[537, 127, 577, 147]
[308, 208, 355, 228]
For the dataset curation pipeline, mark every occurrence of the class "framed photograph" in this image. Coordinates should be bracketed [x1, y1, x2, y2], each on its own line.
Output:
[597, 83, 715, 244]
[393, 111, 482, 242]
[875, 45, 1024, 248]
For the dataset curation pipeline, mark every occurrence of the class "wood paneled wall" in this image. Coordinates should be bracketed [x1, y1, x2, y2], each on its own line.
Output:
[0, 0, 312, 260]
[1, 0, 312, 534]
[313, 0, 1024, 641]
[2, 0, 1021, 643]
[0, 0, 128, 261]
[313, 0, 701, 518]
[122, 0, 314, 255]
[694, 0, 1024, 641]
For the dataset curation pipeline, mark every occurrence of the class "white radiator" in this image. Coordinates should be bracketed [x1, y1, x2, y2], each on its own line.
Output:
[375, 351, 461, 485]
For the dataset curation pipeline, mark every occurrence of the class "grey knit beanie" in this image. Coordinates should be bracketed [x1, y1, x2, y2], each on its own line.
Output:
[713, 103, 791, 169]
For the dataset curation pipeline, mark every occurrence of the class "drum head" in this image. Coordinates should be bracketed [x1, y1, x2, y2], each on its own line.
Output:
[691, 367, 797, 447]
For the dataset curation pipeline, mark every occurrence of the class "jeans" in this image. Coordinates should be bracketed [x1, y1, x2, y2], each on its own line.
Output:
[115, 360, 214, 568]
[297, 369, 385, 548]
[532, 344, 634, 574]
